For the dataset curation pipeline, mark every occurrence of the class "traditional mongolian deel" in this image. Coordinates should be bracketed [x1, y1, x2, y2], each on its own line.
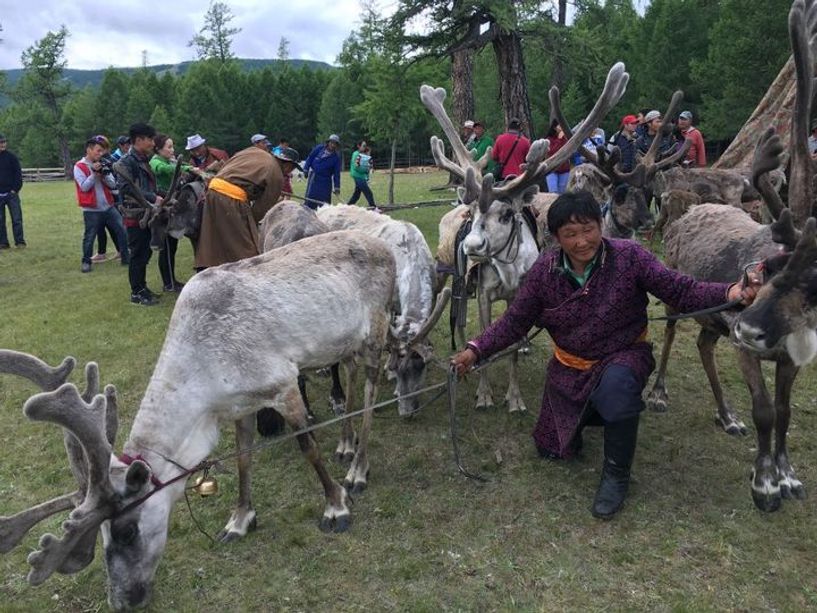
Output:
[303, 143, 341, 208]
[195, 146, 283, 268]
[469, 238, 731, 458]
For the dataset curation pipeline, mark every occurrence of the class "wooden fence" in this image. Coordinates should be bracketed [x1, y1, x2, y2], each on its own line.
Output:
[22, 167, 66, 182]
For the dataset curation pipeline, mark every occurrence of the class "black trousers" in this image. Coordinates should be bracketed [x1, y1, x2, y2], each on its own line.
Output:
[157, 235, 178, 287]
[127, 226, 152, 294]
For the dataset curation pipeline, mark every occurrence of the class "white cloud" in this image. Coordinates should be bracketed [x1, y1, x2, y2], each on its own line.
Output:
[0, 0, 389, 70]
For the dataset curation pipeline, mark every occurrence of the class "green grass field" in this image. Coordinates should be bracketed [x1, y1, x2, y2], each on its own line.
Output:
[2, 174, 817, 612]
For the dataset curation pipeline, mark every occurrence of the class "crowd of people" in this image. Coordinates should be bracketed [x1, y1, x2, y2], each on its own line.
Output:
[0, 127, 379, 307]
[459, 107, 708, 194]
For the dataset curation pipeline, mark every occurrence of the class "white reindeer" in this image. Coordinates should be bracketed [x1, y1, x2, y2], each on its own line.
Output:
[317, 204, 442, 416]
[422, 63, 630, 412]
[1, 230, 398, 611]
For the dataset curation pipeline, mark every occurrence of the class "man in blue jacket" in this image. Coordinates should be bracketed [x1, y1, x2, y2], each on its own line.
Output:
[303, 134, 341, 209]
[0, 134, 25, 248]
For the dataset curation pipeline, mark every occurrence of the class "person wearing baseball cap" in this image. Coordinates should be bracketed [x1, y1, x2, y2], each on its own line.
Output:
[112, 135, 131, 161]
[302, 134, 342, 209]
[677, 110, 706, 167]
[608, 114, 640, 173]
[636, 109, 676, 159]
[463, 119, 476, 149]
[250, 134, 270, 150]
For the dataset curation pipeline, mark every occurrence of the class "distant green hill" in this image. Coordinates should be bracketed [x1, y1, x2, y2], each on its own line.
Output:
[0, 58, 334, 106]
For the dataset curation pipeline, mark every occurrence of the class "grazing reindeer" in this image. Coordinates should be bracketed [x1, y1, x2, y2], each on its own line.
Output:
[424, 62, 630, 412]
[1, 230, 396, 610]
[318, 204, 446, 417]
[646, 0, 816, 512]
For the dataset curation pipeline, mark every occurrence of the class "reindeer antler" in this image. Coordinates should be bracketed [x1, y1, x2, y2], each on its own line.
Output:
[752, 127, 786, 221]
[408, 288, 452, 348]
[492, 62, 630, 199]
[113, 161, 156, 229]
[421, 85, 491, 179]
[779, 216, 817, 282]
[641, 90, 684, 168]
[23, 384, 116, 583]
[788, 0, 817, 226]
[0, 352, 119, 584]
[771, 208, 803, 249]
[0, 351, 75, 390]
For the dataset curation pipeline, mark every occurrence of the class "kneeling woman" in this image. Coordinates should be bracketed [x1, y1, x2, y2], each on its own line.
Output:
[451, 191, 758, 519]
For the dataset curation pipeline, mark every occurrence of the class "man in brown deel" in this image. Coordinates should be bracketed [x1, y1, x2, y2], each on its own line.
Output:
[195, 145, 283, 269]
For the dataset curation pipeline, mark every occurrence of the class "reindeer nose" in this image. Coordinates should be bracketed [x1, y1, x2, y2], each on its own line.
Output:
[734, 321, 766, 347]
[462, 235, 487, 256]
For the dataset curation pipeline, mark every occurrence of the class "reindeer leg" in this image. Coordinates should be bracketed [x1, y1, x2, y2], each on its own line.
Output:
[735, 350, 779, 512]
[218, 414, 257, 543]
[278, 387, 351, 533]
[335, 359, 357, 463]
[697, 328, 747, 435]
[505, 336, 527, 413]
[344, 343, 381, 494]
[475, 289, 494, 410]
[297, 374, 316, 425]
[646, 318, 676, 412]
[773, 359, 805, 500]
[329, 363, 346, 417]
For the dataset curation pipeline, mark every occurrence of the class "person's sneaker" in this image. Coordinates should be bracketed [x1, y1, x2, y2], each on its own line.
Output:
[81, 262, 92, 273]
[0, 244, 9, 250]
[15, 242, 26, 248]
[130, 289, 158, 306]
[91, 253, 107, 263]
[163, 280, 185, 293]
[146, 288, 161, 300]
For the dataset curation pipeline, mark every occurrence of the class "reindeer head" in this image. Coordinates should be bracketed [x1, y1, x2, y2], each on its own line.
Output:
[0, 351, 176, 611]
[733, 212, 817, 365]
[422, 63, 630, 270]
[388, 289, 451, 416]
[149, 180, 204, 250]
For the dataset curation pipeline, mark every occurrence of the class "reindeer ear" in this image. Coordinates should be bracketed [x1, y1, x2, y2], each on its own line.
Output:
[125, 461, 151, 496]
[456, 186, 467, 204]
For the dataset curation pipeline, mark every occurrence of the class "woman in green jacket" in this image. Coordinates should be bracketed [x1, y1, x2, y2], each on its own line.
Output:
[348, 140, 376, 208]
[149, 134, 196, 292]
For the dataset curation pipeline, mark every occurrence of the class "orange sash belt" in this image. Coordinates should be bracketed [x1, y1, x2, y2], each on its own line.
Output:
[553, 328, 649, 371]
[209, 177, 248, 203]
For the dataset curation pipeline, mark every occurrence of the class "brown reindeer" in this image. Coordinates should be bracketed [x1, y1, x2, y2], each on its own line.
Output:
[646, 0, 815, 512]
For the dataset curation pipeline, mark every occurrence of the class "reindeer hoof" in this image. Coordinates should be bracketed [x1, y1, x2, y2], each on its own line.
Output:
[475, 400, 494, 411]
[645, 391, 668, 412]
[779, 476, 806, 500]
[751, 489, 782, 513]
[344, 480, 367, 496]
[716, 416, 747, 436]
[319, 513, 351, 533]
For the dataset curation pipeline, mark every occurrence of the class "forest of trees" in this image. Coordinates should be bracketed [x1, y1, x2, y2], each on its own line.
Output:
[0, 0, 795, 172]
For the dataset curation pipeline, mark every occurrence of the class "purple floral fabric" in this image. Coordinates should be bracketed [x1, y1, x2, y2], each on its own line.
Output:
[469, 238, 731, 458]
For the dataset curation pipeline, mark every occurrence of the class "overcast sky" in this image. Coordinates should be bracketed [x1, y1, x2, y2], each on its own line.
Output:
[0, 0, 392, 70]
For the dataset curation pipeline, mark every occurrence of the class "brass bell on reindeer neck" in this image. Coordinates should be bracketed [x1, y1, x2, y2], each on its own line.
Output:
[193, 475, 219, 497]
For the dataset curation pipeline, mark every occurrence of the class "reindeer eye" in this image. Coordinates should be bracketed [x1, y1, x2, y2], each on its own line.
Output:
[112, 523, 139, 546]
[500, 209, 514, 224]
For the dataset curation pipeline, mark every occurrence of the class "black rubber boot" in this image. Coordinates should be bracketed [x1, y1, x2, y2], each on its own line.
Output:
[591, 415, 639, 519]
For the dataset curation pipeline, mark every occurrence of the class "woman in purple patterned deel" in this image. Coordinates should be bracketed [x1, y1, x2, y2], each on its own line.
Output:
[451, 191, 759, 520]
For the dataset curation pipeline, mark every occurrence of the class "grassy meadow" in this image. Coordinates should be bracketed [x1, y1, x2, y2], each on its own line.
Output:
[1, 172, 817, 612]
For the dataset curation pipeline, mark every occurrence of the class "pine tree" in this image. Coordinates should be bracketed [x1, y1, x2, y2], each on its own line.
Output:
[188, 1, 242, 63]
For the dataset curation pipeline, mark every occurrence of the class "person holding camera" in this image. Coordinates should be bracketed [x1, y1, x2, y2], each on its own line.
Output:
[74, 135, 130, 273]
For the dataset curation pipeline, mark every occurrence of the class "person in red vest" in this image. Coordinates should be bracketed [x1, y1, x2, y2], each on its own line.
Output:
[677, 110, 706, 168]
[74, 135, 129, 273]
[491, 117, 531, 180]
